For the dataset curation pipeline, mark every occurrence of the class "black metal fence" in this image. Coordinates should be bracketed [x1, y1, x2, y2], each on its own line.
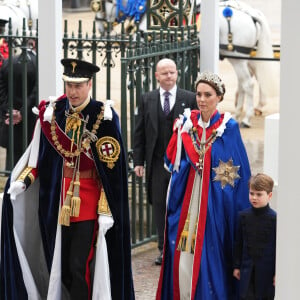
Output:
[0, 19, 39, 173]
[0, 18, 200, 247]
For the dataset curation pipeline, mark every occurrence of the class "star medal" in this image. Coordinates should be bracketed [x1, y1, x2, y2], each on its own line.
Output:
[212, 158, 240, 188]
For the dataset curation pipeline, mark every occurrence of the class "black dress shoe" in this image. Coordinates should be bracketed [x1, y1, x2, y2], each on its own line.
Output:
[155, 252, 163, 265]
[240, 121, 250, 128]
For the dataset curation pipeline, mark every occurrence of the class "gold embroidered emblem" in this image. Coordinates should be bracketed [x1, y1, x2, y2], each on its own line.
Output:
[96, 137, 120, 169]
[212, 158, 240, 188]
[71, 61, 77, 73]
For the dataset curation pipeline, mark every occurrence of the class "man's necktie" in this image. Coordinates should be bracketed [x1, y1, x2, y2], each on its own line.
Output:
[163, 91, 170, 115]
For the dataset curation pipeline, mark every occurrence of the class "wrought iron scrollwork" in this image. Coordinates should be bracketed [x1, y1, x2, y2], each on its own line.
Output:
[148, 0, 196, 30]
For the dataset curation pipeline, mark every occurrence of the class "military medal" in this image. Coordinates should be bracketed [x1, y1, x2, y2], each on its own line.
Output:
[96, 136, 120, 169]
[213, 158, 240, 188]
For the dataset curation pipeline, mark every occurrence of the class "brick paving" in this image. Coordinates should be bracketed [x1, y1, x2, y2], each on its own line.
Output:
[131, 243, 161, 299]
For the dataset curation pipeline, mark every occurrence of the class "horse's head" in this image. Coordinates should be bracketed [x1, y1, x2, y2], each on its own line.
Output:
[91, 0, 117, 34]
[0, 4, 27, 33]
[0, 0, 38, 33]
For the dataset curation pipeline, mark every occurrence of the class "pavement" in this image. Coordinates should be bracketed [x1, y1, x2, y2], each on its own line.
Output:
[0, 3, 281, 299]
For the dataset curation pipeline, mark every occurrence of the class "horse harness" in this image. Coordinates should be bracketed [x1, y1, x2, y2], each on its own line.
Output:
[16, 0, 34, 30]
[220, 4, 258, 56]
[91, 0, 115, 14]
[91, 0, 117, 26]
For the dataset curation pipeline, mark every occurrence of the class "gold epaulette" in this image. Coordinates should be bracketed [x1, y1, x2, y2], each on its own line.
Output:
[17, 167, 33, 181]
[17, 167, 35, 185]
[98, 187, 112, 216]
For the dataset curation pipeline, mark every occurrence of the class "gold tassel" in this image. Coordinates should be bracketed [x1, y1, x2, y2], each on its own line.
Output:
[71, 196, 81, 217]
[70, 172, 81, 217]
[177, 213, 190, 252]
[59, 181, 74, 226]
[97, 187, 112, 216]
[59, 205, 71, 226]
[191, 221, 198, 254]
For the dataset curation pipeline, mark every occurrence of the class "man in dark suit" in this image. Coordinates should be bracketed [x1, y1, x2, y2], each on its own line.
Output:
[0, 39, 37, 168]
[133, 58, 197, 265]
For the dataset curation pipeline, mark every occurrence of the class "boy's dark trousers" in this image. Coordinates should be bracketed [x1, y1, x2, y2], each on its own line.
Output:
[241, 270, 274, 300]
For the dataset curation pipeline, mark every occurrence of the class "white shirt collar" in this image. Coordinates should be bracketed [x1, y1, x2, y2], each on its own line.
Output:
[198, 115, 211, 128]
[160, 85, 177, 97]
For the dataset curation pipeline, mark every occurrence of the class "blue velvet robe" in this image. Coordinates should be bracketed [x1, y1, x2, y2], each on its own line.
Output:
[156, 110, 251, 300]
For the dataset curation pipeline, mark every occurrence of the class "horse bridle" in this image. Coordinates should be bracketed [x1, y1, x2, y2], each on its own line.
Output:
[91, 0, 103, 13]
[220, 5, 258, 55]
[91, 0, 116, 24]
[15, 0, 34, 30]
[91, 0, 115, 13]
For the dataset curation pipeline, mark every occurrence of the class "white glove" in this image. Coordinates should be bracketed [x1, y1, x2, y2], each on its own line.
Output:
[8, 181, 26, 200]
[43, 96, 57, 123]
[182, 108, 193, 133]
[98, 215, 114, 234]
[104, 99, 114, 121]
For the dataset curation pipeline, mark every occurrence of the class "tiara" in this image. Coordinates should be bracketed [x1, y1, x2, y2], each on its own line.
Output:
[196, 71, 224, 95]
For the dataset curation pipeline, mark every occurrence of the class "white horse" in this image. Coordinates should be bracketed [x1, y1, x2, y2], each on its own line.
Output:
[0, 0, 38, 33]
[219, 0, 279, 127]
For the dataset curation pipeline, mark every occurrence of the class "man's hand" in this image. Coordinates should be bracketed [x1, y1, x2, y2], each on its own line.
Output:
[8, 181, 26, 200]
[134, 166, 144, 177]
[5, 109, 22, 125]
[233, 268, 240, 280]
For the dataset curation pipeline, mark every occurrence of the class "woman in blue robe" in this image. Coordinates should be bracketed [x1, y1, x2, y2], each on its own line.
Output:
[156, 71, 251, 300]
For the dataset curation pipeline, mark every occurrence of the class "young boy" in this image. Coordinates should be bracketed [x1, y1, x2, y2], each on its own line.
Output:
[233, 173, 276, 300]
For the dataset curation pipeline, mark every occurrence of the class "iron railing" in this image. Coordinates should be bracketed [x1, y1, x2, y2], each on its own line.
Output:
[0, 19, 38, 172]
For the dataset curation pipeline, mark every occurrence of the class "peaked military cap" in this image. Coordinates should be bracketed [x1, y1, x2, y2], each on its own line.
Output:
[61, 58, 100, 83]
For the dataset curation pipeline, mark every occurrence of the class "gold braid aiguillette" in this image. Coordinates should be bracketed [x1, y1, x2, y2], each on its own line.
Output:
[70, 171, 81, 217]
[98, 187, 112, 216]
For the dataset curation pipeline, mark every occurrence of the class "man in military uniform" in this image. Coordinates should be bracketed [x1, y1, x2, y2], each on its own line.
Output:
[0, 59, 135, 300]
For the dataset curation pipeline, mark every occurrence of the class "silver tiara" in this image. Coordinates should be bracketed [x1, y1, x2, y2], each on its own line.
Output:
[196, 71, 224, 95]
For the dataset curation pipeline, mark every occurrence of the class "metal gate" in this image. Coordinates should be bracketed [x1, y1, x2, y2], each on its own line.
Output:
[120, 27, 199, 246]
